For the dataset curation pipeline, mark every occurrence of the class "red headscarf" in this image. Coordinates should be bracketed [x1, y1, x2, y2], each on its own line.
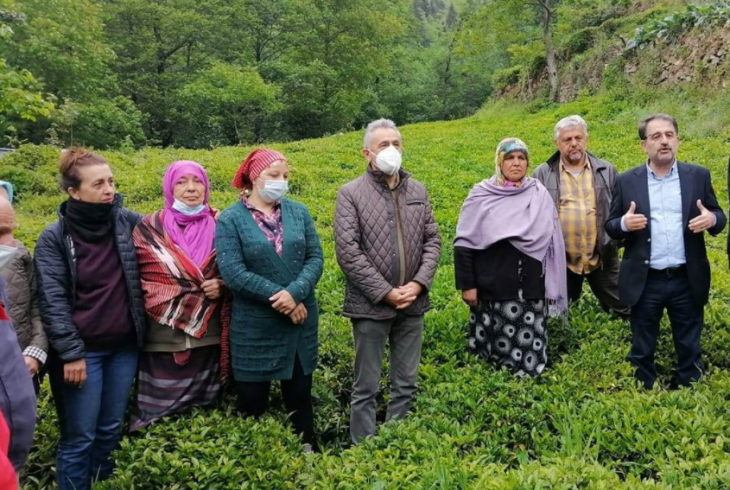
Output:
[232, 149, 287, 191]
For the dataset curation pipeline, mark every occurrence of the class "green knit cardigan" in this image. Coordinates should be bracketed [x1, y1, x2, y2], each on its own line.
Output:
[215, 198, 324, 382]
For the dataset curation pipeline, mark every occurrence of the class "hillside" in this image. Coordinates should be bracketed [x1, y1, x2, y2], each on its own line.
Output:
[7, 90, 730, 489]
[495, 1, 730, 103]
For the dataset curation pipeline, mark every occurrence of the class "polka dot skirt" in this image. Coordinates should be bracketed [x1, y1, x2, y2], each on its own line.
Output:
[467, 298, 547, 377]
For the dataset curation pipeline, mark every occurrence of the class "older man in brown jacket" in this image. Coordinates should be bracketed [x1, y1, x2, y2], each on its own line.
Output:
[335, 118, 441, 444]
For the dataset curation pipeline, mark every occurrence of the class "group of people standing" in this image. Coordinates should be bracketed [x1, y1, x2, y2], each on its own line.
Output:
[454, 113, 725, 389]
[0, 113, 725, 489]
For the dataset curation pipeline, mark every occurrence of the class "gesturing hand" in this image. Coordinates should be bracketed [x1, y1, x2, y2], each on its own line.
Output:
[623, 201, 647, 232]
[688, 200, 715, 233]
[270, 290, 297, 315]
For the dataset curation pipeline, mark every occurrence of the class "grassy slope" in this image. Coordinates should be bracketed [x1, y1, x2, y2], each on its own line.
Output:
[11, 90, 730, 489]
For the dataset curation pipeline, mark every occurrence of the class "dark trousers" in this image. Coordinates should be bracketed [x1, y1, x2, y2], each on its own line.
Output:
[234, 355, 314, 446]
[567, 257, 630, 318]
[628, 269, 704, 389]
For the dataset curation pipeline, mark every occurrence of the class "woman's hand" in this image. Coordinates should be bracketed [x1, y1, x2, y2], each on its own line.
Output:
[462, 289, 478, 307]
[289, 303, 308, 325]
[201, 279, 224, 300]
[270, 290, 297, 315]
[64, 358, 87, 388]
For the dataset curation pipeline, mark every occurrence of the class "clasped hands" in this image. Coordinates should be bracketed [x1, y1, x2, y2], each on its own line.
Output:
[270, 290, 308, 325]
[384, 281, 423, 310]
[623, 200, 715, 233]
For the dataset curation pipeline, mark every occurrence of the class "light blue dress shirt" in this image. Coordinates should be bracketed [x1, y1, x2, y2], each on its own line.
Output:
[646, 161, 685, 269]
[622, 161, 685, 269]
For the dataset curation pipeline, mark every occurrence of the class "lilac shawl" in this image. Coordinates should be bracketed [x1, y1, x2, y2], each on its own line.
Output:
[454, 176, 568, 316]
[162, 161, 217, 266]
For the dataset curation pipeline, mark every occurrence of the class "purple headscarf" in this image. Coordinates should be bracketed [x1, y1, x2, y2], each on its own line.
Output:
[162, 161, 216, 266]
[454, 176, 568, 317]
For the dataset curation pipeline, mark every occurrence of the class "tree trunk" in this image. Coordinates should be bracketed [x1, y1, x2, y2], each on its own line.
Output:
[538, 0, 559, 102]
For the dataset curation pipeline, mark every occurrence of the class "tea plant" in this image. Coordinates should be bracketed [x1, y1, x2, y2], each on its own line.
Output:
[6, 89, 730, 489]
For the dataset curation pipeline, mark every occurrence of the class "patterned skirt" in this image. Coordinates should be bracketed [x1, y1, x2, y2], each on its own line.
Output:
[130, 345, 222, 432]
[467, 298, 548, 377]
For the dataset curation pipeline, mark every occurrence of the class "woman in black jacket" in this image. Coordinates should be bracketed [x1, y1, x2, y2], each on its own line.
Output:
[35, 148, 146, 490]
[454, 138, 567, 377]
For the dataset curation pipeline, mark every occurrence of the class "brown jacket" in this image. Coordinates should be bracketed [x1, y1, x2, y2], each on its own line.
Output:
[532, 150, 619, 262]
[0, 241, 48, 359]
[334, 168, 441, 320]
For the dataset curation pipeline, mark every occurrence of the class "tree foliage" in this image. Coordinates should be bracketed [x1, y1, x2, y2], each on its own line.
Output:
[0, 0, 686, 149]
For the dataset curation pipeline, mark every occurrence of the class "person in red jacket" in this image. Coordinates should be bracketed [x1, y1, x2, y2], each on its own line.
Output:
[0, 407, 18, 490]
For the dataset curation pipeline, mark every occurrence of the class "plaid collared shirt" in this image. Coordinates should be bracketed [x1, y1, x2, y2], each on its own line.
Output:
[559, 159, 600, 275]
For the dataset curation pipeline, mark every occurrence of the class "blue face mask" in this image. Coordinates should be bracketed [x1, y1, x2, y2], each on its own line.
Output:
[257, 180, 289, 203]
[172, 199, 205, 215]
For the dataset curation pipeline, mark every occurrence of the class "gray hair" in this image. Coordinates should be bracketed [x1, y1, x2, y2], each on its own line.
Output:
[554, 115, 588, 141]
[363, 118, 401, 149]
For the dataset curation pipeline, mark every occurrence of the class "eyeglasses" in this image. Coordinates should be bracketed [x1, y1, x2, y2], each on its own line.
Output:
[646, 131, 677, 142]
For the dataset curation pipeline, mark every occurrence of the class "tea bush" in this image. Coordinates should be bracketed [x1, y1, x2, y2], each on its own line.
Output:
[5, 90, 730, 489]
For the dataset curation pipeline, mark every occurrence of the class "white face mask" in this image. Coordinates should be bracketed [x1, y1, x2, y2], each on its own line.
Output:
[257, 180, 289, 203]
[0, 244, 18, 270]
[371, 145, 402, 176]
[172, 198, 205, 215]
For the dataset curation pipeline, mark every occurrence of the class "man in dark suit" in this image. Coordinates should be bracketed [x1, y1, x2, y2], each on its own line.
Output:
[606, 114, 726, 389]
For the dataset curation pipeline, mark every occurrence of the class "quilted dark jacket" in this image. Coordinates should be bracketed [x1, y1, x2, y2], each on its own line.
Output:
[0, 241, 47, 356]
[34, 195, 146, 363]
[335, 167, 441, 320]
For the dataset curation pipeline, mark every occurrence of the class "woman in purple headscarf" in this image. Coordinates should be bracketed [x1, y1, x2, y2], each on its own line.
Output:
[130, 160, 228, 431]
[454, 138, 567, 377]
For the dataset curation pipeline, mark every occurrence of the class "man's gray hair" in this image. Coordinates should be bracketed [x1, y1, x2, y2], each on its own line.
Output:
[363, 118, 401, 149]
[554, 115, 588, 141]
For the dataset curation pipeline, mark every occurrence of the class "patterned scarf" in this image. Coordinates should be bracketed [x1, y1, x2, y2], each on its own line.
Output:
[133, 211, 231, 379]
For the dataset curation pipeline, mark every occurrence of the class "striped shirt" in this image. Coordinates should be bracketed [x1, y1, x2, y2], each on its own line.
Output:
[559, 160, 599, 275]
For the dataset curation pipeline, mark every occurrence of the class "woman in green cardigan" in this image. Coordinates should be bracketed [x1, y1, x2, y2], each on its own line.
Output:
[215, 148, 324, 451]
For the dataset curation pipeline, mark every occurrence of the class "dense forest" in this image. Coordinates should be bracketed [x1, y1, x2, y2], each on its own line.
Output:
[0, 0, 722, 150]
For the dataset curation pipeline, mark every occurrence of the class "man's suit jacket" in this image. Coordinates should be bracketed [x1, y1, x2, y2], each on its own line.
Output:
[606, 162, 726, 307]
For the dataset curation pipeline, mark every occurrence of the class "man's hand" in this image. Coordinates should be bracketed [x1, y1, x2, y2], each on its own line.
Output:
[384, 287, 417, 310]
[270, 290, 297, 315]
[24, 356, 40, 376]
[201, 279, 224, 300]
[623, 201, 647, 232]
[462, 288, 478, 307]
[400, 281, 423, 299]
[289, 303, 308, 325]
[688, 200, 715, 233]
[64, 359, 87, 388]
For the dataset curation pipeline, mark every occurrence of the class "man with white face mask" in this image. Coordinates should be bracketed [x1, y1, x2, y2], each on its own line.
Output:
[334, 118, 442, 444]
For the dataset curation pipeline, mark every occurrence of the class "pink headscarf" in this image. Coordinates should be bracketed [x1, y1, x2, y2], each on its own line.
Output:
[162, 161, 216, 266]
